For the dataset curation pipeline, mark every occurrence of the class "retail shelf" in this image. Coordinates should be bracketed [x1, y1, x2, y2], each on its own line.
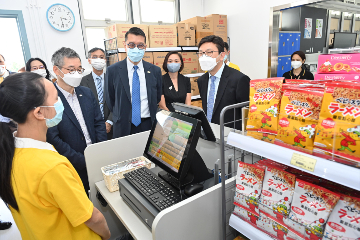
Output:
[227, 132, 360, 191]
[181, 47, 198, 51]
[117, 47, 182, 53]
[229, 214, 273, 240]
[184, 73, 204, 78]
[191, 95, 201, 100]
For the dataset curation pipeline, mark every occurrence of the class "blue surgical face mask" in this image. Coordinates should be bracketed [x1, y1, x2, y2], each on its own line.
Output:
[167, 63, 181, 73]
[223, 54, 228, 62]
[127, 47, 145, 63]
[39, 98, 64, 128]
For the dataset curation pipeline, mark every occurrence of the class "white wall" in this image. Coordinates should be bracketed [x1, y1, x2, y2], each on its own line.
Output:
[202, 0, 305, 80]
[2, 0, 89, 75]
[180, 0, 204, 21]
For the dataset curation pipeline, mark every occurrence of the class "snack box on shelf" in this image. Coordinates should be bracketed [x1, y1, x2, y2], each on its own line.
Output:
[317, 53, 360, 74]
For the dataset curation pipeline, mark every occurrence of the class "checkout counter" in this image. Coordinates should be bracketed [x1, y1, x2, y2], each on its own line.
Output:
[85, 123, 239, 240]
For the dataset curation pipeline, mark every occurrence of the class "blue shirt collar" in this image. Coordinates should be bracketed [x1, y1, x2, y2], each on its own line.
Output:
[92, 71, 104, 81]
[209, 62, 225, 80]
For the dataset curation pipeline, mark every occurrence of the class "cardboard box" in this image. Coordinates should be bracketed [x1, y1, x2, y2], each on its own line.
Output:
[205, 14, 228, 42]
[149, 25, 177, 48]
[314, 73, 360, 81]
[142, 52, 154, 64]
[153, 52, 169, 75]
[176, 23, 196, 46]
[317, 53, 360, 74]
[180, 16, 214, 45]
[191, 100, 202, 108]
[181, 52, 199, 74]
[190, 77, 200, 96]
[105, 24, 149, 48]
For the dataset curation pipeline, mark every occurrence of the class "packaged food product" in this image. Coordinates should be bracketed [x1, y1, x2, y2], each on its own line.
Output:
[275, 89, 324, 154]
[314, 73, 360, 81]
[247, 78, 283, 134]
[314, 83, 360, 163]
[246, 131, 276, 143]
[323, 194, 360, 240]
[233, 204, 259, 227]
[285, 80, 316, 84]
[259, 166, 296, 224]
[317, 53, 360, 74]
[285, 180, 340, 238]
[235, 162, 265, 215]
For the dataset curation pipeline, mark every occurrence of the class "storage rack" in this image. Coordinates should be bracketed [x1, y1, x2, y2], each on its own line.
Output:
[218, 102, 360, 240]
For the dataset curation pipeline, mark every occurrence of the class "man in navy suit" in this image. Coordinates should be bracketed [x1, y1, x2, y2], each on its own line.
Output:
[47, 47, 107, 195]
[105, 27, 162, 138]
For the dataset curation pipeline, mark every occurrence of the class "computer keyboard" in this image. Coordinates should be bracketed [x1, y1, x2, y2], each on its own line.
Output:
[124, 167, 182, 211]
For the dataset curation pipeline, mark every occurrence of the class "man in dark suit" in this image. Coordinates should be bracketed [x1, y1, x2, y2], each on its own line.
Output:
[47, 47, 107, 195]
[105, 27, 162, 138]
[0, 54, 15, 84]
[81, 47, 113, 139]
[197, 35, 250, 129]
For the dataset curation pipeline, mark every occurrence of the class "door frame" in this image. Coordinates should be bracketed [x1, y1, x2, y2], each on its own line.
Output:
[0, 9, 31, 62]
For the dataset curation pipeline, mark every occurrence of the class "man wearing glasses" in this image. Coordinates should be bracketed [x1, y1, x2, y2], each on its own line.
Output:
[105, 27, 162, 138]
[197, 35, 250, 129]
[47, 47, 107, 195]
[81, 47, 113, 139]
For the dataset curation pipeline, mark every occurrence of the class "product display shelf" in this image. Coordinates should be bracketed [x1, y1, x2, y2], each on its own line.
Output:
[229, 214, 273, 240]
[226, 132, 360, 191]
[191, 95, 201, 100]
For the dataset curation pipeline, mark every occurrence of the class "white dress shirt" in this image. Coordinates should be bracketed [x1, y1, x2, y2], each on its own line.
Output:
[56, 83, 92, 146]
[91, 71, 113, 126]
[207, 62, 225, 105]
[126, 58, 150, 118]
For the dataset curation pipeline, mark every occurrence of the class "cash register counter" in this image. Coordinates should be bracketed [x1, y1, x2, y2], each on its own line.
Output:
[85, 123, 237, 240]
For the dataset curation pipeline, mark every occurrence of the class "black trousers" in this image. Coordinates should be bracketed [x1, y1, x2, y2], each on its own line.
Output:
[130, 118, 152, 135]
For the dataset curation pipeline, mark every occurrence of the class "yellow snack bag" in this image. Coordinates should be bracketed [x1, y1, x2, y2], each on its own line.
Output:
[314, 83, 360, 163]
[246, 78, 283, 134]
[275, 89, 324, 154]
[246, 131, 276, 143]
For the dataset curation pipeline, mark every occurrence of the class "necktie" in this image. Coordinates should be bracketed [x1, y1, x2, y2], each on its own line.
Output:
[132, 65, 141, 127]
[207, 76, 216, 123]
[96, 76, 104, 118]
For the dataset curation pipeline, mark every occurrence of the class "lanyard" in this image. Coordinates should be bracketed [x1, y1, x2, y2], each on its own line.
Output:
[290, 69, 305, 79]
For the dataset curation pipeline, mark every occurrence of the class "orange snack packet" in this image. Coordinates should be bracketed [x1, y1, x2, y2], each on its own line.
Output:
[246, 78, 283, 134]
[275, 89, 324, 154]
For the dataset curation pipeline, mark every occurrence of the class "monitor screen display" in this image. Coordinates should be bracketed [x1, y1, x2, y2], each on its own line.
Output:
[147, 111, 193, 173]
[333, 32, 357, 48]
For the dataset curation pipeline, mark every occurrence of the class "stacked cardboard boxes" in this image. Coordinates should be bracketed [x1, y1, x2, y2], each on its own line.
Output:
[176, 23, 196, 46]
[205, 14, 228, 43]
[108, 52, 154, 65]
[180, 16, 213, 45]
[181, 52, 199, 74]
[105, 24, 149, 48]
[190, 77, 200, 96]
[149, 25, 177, 48]
[153, 52, 169, 75]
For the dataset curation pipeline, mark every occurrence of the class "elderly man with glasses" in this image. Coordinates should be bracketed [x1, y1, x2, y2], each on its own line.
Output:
[47, 47, 107, 195]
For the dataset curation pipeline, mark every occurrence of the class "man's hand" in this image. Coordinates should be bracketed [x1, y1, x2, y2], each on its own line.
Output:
[105, 122, 112, 133]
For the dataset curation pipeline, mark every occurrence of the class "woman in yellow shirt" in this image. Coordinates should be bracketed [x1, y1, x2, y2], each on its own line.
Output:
[0, 72, 110, 240]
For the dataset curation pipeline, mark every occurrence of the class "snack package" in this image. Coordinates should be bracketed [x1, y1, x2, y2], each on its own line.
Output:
[259, 166, 296, 225]
[317, 53, 360, 74]
[247, 78, 283, 134]
[275, 89, 324, 154]
[314, 73, 360, 81]
[284, 180, 340, 238]
[235, 162, 265, 215]
[233, 204, 260, 227]
[257, 212, 303, 240]
[246, 131, 276, 144]
[323, 194, 360, 240]
[285, 80, 316, 84]
[314, 83, 360, 163]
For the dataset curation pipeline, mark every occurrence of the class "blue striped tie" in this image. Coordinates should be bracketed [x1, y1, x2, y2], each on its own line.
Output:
[96, 76, 104, 118]
[207, 76, 216, 122]
[132, 65, 141, 127]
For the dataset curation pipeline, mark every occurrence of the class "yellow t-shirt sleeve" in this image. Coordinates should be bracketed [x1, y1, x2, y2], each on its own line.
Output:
[229, 62, 240, 71]
[37, 163, 94, 227]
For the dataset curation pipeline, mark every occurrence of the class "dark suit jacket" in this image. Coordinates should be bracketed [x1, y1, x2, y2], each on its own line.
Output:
[105, 58, 162, 138]
[46, 85, 107, 190]
[197, 65, 250, 129]
[81, 72, 113, 139]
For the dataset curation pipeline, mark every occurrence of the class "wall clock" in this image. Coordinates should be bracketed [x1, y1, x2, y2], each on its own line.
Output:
[46, 3, 75, 32]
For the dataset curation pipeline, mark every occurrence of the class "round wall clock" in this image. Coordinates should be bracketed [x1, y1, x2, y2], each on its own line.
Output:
[46, 3, 75, 32]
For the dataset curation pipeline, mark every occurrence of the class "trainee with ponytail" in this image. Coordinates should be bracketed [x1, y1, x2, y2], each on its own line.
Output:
[0, 72, 110, 240]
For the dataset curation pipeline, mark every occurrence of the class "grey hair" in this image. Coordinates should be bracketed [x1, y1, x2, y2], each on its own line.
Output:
[51, 47, 80, 67]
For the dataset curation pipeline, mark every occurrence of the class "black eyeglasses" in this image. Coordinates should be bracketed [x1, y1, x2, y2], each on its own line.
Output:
[196, 50, 219, 58]
[127, 42, 146, 50]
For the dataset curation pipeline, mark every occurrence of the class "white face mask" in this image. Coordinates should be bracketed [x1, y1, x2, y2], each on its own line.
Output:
[291, 61, 303, 69]
[199, 55, 222, 72]
[58, 67, 83, 87]
[32, 69, 47, 78]
[91, 58, 106, 71]
[0, 65, 6, 75]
